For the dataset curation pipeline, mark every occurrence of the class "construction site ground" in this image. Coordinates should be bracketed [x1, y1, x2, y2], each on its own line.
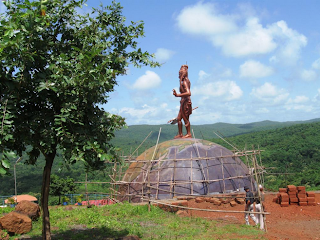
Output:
[169, 192, 320, 240]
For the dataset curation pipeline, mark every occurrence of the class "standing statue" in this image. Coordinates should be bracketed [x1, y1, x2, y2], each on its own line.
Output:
[169, 65, 192, 139]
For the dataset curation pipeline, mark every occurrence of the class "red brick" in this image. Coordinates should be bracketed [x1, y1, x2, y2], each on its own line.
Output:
[230, 201, 237, 207]
[279, 188, 287, 193]
[307, 197, 315, 203]
[297, 193, 307, 198]
[195, 197, 205, 203]
[280, 193, 289, 201]
[299, 202, 307, 206]
[298, 198, 307, 202]
[287, 185, 296, 191]
[297, 186, 306, 191]
[288, 193, 297, 198]
[235, 198, 245, 204]
[306, 192, 315, 197]
[281, 202, 289, 207]
[290, 198, 299, 203]
[308, 202, 316, 206]
[272, 197, 278, 202]
[221, 198, 230, 204]
[208, 198, 219, 203]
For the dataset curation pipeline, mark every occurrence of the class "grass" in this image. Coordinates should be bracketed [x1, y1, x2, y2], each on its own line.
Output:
[1, 203, 266, 240]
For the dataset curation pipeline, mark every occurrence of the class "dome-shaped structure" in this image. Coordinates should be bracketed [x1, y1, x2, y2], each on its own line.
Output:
[120, 139, 255, 202]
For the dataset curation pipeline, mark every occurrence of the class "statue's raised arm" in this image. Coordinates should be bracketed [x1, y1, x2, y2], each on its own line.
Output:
[171, 65, 192, 139]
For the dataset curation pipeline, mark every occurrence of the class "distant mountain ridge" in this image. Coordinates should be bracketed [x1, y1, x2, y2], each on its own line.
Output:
[112, 118, 320, 155]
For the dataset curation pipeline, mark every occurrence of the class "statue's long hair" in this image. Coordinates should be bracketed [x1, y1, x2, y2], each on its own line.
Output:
[180, 65, 190, 90]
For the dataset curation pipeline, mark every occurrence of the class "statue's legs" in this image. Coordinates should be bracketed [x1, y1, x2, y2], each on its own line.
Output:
[174, 115, 183, 139]
[182, 117, 192, 138]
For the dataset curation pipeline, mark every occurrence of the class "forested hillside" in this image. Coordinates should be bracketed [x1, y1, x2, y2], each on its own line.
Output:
[1, 119, 320, 196]
[210, 122, 320, 191]
[0, 153, 113, 196]
[112, 118, 320, 155]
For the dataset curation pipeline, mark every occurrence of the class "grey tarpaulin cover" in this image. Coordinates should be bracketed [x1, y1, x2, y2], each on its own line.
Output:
[120, 139, 255, 202]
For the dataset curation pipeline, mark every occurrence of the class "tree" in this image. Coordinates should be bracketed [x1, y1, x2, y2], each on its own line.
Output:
[50, 174, 77, 205]
[0, 0, 159, 239]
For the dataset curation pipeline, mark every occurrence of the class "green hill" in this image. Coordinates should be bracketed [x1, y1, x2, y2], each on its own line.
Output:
[112, 118, 320, 155]
[209, 122, 320, 191]
[1, 118, 320, 197]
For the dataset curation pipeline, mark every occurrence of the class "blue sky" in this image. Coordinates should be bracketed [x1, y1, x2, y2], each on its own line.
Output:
[2, 1, 320, 126]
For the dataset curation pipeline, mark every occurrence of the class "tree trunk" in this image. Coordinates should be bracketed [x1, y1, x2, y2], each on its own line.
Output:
[41, 152, 55, 240]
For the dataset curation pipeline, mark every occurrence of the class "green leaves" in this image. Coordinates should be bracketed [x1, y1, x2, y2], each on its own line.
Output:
[0, 0, 158, 184]
[0, 151, 17, 176]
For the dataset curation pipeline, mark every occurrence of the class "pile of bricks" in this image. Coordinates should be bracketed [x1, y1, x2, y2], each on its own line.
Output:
[176, 193, 246, 206]
[193, 196, 245, 207]
[273, 185, 316, 207]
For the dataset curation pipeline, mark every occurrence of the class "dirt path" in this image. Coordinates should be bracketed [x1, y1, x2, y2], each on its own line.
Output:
[185, 192, 320, 240]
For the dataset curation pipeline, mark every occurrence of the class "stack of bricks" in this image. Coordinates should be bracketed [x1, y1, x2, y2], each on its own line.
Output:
[297, 186, 307, 206]
[307, 191, 316, 206]
[273, 185, 317, 206]
[288, 185, 298, 205]
[278, 188, 289, 207]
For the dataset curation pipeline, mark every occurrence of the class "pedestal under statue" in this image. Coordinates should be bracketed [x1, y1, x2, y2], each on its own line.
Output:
[169, 65, 192, 139]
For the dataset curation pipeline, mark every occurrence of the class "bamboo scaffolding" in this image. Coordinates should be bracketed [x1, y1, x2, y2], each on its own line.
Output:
[112, 174, 258, 185]
[121, 151, 263, 163]
[75, 131, 268, 231]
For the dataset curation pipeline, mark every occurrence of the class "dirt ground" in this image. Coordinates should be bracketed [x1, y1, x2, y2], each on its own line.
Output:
[184, 192, 320, 240]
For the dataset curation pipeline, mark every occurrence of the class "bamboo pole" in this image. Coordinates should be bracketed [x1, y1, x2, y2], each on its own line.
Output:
[129, 131, 153, 160]
[206, 150, 210, 195]
[156, 169, 160, 199]
[148, 127, 161, 211]
[220, 150, 226, 193]
[190, 152, 193, 195]
[111, 174, 256, 185]
[121, 151, 263, 163]
[252, 146, 267, 232]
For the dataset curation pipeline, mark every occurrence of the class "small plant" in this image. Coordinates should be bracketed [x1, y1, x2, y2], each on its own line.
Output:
[7, 197, 15, 205]
[62, 196, 70, 205]
[76, 194, 83, 204]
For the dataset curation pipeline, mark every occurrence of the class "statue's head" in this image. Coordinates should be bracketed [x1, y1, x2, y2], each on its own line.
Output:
[179, 65, 188, 79]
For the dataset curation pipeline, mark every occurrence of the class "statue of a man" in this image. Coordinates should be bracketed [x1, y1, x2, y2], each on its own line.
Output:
[172, 65, 192, 139]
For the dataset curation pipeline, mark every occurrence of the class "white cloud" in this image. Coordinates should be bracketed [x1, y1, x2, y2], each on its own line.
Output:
[268, 21, 307, 65]
[132, 71, 161, 90]
[251, 82, 289, 104]
[284, 104, 313, 112]
[219, 68, 233, 78]
[312, 58, 320, 70]
[286, 95, 309, 104]
[176, 3, 307, 61]
[114, 103, 173, 125]
[213, 18, 277, 57]
[256, 108, 269, 114]
[154, 48, 175, 62]
[300, 69, 317, 81]
[240, 60, 274, 78]
[119, 104, 156, 118]
[198, 70, 210, 81]
[316, 88, 320, 101]
[193, 80, 243, 101]
[176, 2, 237, 36]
